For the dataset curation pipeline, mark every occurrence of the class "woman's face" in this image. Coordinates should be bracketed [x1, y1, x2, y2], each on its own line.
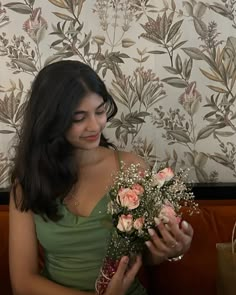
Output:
[66, 92, 107, 150]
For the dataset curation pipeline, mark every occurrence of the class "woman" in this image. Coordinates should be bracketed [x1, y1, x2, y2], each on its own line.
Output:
[9, 60, 193, 295]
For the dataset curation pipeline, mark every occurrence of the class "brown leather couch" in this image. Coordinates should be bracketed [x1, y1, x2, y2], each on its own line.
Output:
[1, 199, 236, 295]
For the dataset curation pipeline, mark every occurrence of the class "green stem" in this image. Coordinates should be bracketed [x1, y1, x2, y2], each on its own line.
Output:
[35, 42, 41, 69]
[24, 0, 33, 10]
[190, 114, 196, 145]
[165, 44, 173, 67]
[111, 2, 119, 51]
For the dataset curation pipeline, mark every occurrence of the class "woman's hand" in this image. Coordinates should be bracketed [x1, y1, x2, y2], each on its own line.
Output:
[145, 219, 193, 265]
[104, 255, 142, 295]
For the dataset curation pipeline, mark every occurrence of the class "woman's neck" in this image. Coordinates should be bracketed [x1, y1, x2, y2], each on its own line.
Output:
[75, 146, 106, 168]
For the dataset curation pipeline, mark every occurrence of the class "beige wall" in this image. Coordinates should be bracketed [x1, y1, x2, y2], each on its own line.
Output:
[0, 0, 236, 188]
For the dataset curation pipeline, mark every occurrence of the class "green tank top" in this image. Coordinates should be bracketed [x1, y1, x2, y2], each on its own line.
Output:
[34, 161, 147, 295]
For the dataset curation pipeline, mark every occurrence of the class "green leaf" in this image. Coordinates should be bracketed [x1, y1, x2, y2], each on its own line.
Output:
[48, 0, 69, 8]
[184, 151, 194, 165]
[148, 50, 166, 54]
[162, 77, 188, 88]
[193, 18, 207, 37]
[28, 0, 35, 5]
[209, 4, 232, 19]
[214, 131, 235, 137]
[160, 12, 168, 40]
[194, 2, 207, 18]
[53, 12, 74, 21]
[171, 0, 176, 11]
[108, 118, 122, 128]
[50, 39, 64, 47]
[175, 54, 182, 73]
[210, 153, 234, 170]
[0, 129, 15, 134]
[0, 115, 11, 124]
[182, 47, 204, 60]
[44, 55, 64, 67]
[195, 152, 208, 168]
[203, 111, 217, 119]
[18, 79, 24, 91]
[121, 38, 136, 48]
[172, 40, 187, 51]
[163, 66, 178, 75]
[12, 58, 37, 72]
[207, 85, 228, 93]
[138, 111, 150, 117]
[141, 56, 149, 63]
[200, 68, 223, 82]
[4, 2, 32, 14]
[166, 20, 183, 43]
[190, 98, 200, 116]
[36, 23, 47, 44]
[195, 167, 209, 182]
[183, 58, 192, 79]
[196, 126, 216, 140]
[168, 130, 191, 143]
[79, 31, 92, 48]
[183, 1, 194, 16]
[15, 102, 27, 123]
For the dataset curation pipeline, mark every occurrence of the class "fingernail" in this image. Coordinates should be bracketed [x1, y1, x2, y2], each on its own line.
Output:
[148, 228, 155, 236]
[182, 220, 188, 229]
[161, 216, 169, 223]
[123, 256, 129, 263]
[154, 217, 160, 225]
[145, 241, 151, 248]
[165, 224, 171, 231]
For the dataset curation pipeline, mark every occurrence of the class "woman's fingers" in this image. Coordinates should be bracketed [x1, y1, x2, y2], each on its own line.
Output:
[146, 228, 168, 253]
[181, 220, 194, 237]
[106, 255, 142, 295]
[146, 218, 193, 258]
[154, 220, 178, 248]
[114, 256, 129, 278]
[124, 255, 142, 283]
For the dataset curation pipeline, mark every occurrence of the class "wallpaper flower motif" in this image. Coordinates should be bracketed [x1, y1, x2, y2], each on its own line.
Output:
[0, 0, 236, 188]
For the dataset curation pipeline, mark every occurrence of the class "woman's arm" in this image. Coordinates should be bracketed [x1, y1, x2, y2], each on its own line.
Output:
[9, 185, 95, 295]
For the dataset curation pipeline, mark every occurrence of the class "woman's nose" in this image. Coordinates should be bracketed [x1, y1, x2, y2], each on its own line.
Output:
[86, 115, 100, 131]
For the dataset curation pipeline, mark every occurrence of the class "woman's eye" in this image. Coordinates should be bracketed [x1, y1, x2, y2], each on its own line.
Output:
[96, 109, 106, 115]
[73, 117, 85, 122]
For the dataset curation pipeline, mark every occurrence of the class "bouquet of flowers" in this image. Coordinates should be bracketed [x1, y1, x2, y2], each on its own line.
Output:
[95, 162, 198, 294]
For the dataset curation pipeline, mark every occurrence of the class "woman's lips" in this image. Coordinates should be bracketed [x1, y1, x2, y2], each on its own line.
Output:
[82, 134, 100, 141]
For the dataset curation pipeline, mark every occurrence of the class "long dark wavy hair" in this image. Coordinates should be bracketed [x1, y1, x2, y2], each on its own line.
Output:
[11, 60, 118, 221]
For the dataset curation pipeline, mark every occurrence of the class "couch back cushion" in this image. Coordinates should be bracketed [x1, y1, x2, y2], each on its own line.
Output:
[0, 205, 12, 295]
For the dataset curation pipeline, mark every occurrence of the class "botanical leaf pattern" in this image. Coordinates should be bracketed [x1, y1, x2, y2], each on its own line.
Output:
[0, 0, 236, 188]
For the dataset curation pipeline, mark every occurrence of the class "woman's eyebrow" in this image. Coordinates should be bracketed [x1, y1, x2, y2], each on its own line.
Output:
[74, 102, 105, 115]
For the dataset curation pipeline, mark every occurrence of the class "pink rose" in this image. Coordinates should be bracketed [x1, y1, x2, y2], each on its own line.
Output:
[23, 8, 47, 42]
[131, 183, 144, 196]
[158, 202, 181, 224]
[133, 217, 145, 231]
[117, 214, 133, 232]
[152, 167, 174, 187]
[117, 188, 140, 210]
[179, 81, 202, 115]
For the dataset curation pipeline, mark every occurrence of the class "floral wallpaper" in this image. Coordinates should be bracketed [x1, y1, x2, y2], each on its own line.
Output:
[0, 0, 236, 188]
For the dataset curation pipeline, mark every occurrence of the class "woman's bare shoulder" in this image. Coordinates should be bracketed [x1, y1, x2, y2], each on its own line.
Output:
[118, 150, 149, 169]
